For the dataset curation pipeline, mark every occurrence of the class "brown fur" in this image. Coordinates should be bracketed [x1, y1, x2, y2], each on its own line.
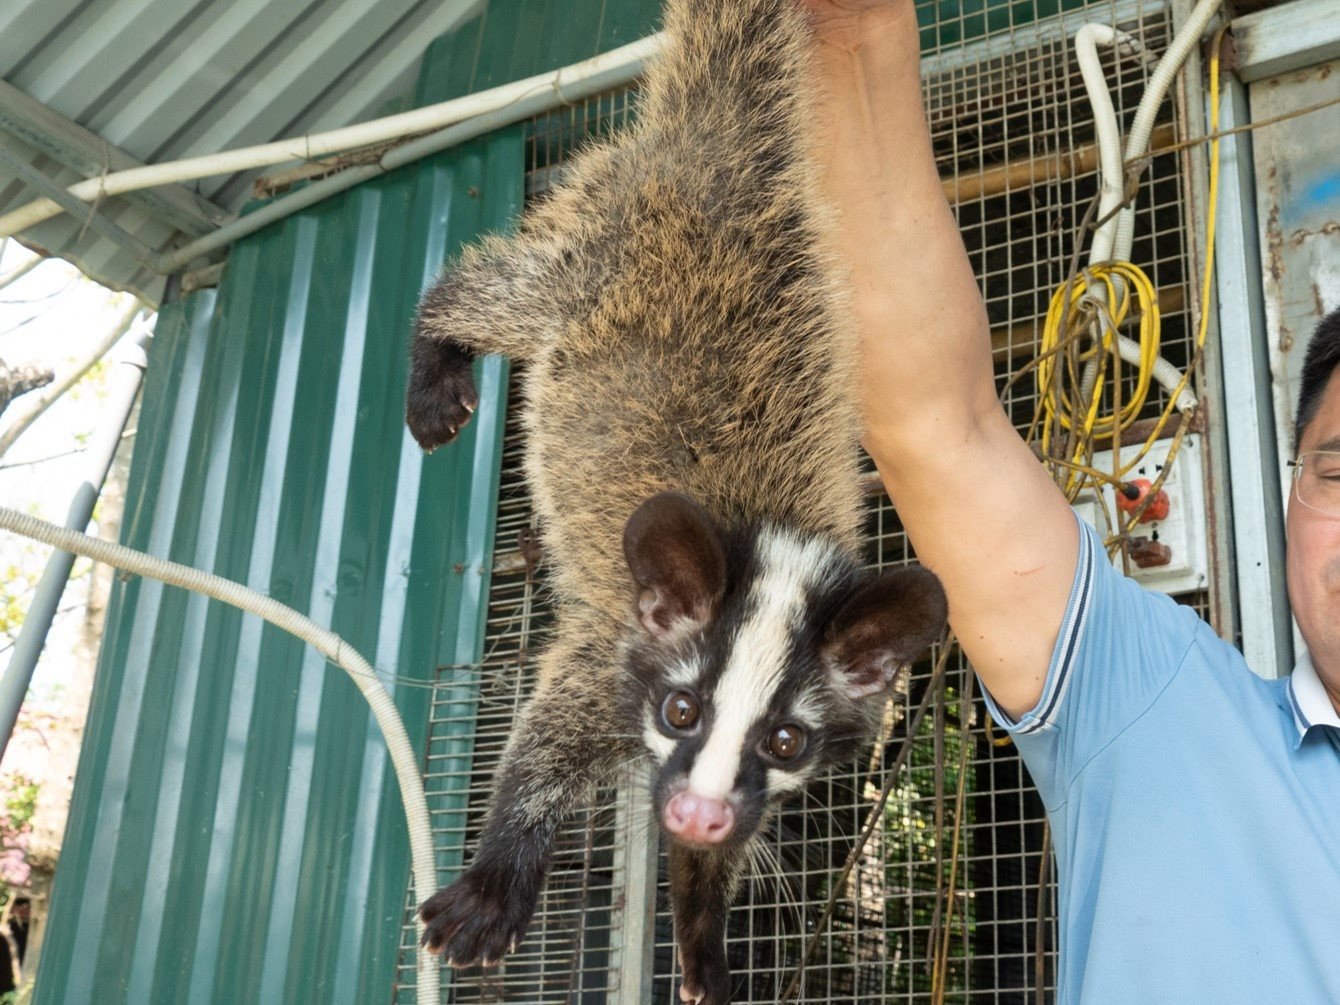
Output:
[414, 2, 860, 624]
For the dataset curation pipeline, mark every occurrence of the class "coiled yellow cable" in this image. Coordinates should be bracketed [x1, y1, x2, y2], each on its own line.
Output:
[1036, 31, 1222, 507]
[1038, 260, 1162, 490]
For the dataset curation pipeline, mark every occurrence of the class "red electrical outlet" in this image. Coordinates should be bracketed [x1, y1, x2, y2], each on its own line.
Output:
[1116, 478, 1171, 523]
[1070, 435, 1209, 595]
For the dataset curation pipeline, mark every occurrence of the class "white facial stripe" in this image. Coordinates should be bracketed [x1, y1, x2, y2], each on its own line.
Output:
[664, 656, 700, 689]
[689, 659, 765, 798]
[787, 689, 825, 732]
[643, 720, 674, 763]
[766, 767, 810, 796]
[687, 529, 838, 799]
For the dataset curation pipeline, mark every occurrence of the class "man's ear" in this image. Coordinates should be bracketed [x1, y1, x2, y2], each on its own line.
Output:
[822, 566, 948, 699]
[623, 492, 727, 643]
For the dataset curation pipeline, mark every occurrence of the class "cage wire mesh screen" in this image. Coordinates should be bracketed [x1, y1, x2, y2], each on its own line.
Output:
[393, 0, 1217, 999]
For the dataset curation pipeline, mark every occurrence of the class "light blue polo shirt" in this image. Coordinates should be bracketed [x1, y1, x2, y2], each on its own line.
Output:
[983, 516, 1340, 1003]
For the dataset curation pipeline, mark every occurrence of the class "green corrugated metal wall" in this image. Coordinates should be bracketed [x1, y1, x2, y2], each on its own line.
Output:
[32, 2, 654, 1002]
[33, 129, 518, 1002]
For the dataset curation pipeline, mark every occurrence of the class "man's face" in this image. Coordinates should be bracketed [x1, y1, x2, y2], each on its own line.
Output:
[1286, 367, 1340, 681]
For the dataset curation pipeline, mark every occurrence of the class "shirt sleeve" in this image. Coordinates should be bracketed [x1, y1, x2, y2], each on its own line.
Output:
[979, 511, 1202, 809]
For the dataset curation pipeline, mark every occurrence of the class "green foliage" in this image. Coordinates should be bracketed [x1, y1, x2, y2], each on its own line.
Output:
[4, 778, 38, 834]
[0, 530, 94, 653]
[0, 561, 39, 649]
[0, 773, 37, 890]
[882, 682, 976, 996]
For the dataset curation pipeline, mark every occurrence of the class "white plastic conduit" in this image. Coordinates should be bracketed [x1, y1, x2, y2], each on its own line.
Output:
[0, 34, 666, 240]
[0, 505, 442, 1005]
[1073, 0, 1221, 415]
[1074, 23, 1144, 266]
[1076, 0, 1221, 265]
[1111, 0, 1222, 263]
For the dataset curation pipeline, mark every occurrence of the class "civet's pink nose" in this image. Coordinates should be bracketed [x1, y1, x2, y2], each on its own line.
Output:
[663, 790, 735, 845]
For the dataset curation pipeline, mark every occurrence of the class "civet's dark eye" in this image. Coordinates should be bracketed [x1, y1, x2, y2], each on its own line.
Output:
[663, 691, 700, 730]
[767, 724, 805, 760]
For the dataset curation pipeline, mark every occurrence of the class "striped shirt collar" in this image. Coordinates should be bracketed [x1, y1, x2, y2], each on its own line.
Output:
[1286, 652, 1340, 746]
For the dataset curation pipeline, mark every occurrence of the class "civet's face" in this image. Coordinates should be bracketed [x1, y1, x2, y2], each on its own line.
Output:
[619, 493, 947, 848]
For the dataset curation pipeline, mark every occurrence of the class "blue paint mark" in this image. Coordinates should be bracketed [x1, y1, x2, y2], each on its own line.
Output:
[1299, 173, 1340, 213]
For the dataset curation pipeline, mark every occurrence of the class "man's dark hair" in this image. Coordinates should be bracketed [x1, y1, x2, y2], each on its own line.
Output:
[1296, 307, 1340, 452]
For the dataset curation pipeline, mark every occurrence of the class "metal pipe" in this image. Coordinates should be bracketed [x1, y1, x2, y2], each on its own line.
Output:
[0, 325, 151, 762]
[157, 163, 382, 273]
[62, 32, 656, 276]
[0, 34, 665, 240]
[156, 50, 656, 273]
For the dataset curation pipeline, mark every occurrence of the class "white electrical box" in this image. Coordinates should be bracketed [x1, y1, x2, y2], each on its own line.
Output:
[1070, 433, 1209, 595]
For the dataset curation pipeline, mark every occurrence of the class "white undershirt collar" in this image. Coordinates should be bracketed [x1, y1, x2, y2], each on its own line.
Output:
[1286, 651, 1340, 740]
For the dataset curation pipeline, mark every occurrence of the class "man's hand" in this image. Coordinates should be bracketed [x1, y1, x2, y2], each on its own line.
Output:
[803, 0, 904, 14]
[802, 0, 908, 48]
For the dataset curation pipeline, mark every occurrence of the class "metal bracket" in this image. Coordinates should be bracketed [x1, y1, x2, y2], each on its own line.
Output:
[611, 767, 659, 1004]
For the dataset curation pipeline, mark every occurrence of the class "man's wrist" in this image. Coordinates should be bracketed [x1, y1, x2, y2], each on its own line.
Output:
[805, 2, 927, 178]
[809, 3, 918, 63]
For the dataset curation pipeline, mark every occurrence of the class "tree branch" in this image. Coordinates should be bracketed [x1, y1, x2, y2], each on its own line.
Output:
[0, 253, 41, 294]
[0, 358, 55, 415]
[0, 299, 144, 459]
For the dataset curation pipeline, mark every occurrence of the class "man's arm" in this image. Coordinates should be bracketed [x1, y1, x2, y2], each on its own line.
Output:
[805, 0, 1078, 718]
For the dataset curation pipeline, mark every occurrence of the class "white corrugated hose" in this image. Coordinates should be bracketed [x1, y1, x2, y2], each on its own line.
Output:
[1072, 0, 1222, 415]
[0, 505, 441, 1005]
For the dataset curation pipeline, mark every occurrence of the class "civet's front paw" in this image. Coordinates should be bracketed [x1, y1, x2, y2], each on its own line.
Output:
[405, 333, 478, 453]
[418, 863, 539, 967]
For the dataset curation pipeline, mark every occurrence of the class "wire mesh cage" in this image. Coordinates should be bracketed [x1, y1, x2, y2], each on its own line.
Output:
[393, 0, 1217, 1000]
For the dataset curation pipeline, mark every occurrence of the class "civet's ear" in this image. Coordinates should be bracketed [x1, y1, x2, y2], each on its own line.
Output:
[822, 566, 948, 700]
[623, 493, 727, 643]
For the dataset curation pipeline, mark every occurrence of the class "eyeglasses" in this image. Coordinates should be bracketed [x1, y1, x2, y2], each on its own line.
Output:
[1288, 450, 1340, 518]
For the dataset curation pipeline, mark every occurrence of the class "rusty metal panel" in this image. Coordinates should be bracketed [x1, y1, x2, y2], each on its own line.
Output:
[1212, 75, 1293, 678]
[1251, 59, 1340, 478]
[1249, 55, 1340, 662]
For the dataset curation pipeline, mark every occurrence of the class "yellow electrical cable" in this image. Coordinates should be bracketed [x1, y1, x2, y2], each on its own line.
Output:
[1038, 261, 1160, 440]
[1120, 30, 1222, 467]
[1035, 30, 1222, 513]
[1038, 261, 1162, 495]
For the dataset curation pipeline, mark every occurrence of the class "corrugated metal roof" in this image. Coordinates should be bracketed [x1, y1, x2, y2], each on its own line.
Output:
[0, 0, 482, 301]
